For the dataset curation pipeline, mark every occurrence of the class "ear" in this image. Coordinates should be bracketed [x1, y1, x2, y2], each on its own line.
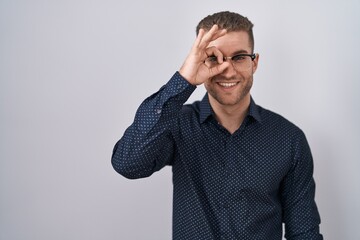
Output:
[252, 53, 259, 74]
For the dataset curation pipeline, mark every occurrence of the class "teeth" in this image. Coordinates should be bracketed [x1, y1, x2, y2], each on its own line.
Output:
[218, 82, 237, 87]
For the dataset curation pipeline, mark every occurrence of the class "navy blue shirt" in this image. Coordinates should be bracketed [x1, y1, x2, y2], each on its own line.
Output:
[112, 72, 322, 239]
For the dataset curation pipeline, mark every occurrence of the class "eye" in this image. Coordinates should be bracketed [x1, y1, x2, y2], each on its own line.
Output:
[231, 54, 246, 62]
[207, 56, 218, 63]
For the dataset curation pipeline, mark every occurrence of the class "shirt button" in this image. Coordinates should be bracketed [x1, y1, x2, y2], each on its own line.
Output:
[155, 109, 162, 114]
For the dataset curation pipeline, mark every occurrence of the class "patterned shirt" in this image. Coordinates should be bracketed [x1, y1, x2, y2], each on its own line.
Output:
[112, 72, 323, 239]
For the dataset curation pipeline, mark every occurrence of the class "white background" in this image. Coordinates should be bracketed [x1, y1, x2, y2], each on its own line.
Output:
[1, 0, 359, 239]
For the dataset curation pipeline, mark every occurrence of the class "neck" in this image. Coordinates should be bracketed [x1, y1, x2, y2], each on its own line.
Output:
[209, 95, 251, 134]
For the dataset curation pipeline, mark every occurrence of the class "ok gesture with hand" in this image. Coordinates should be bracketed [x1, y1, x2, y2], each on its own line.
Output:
[179, 25, 229, 86]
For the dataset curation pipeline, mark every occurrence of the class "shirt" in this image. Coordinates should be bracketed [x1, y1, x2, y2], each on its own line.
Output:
[112, 72, 323, 240]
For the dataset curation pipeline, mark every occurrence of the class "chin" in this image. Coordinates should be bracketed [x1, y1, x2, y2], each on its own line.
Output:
[211, 90, 252, 107]
[214, 95, 243, 106]
[219, 99, 242, 106]
[206, 82, 252, 107]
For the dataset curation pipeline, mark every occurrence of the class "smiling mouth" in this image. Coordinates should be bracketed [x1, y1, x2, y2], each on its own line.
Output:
[217, 82, 239, 88]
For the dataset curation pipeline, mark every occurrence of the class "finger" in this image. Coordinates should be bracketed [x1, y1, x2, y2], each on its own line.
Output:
[205, 46, 224, 64]
[198, 25, 227, 49]
[207, 25, 227, 41]
[211, 28, 227, 42]
[198, 25, 219, 48]
[192, 28, 205, 50]
[208, 62, 230, 78]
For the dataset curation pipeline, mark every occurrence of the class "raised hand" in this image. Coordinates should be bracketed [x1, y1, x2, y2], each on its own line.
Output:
[179, 25, 229, 86]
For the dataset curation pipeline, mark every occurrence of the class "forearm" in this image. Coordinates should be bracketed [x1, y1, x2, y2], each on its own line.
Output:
[283, 180, 322, 240]
[282, 131, 323, 239]
[111, 72, 196, 179]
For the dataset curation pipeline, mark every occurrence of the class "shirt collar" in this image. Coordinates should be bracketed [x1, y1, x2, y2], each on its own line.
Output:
[199, 93, 262, 124]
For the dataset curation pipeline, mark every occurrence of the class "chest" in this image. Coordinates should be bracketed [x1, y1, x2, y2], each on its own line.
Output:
[174, 120, 294, 195]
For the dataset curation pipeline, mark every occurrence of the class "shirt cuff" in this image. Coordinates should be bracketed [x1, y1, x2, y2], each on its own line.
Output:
[164, 71, 196, 100]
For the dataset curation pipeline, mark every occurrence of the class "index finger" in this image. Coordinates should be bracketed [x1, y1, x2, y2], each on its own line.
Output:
[197, 25, 227, 49]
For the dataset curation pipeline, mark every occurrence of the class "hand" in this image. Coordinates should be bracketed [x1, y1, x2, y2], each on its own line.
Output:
[179, 25, 229, 86]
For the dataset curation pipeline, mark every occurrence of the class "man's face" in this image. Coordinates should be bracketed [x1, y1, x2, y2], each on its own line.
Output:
[204, 31, 259, 107]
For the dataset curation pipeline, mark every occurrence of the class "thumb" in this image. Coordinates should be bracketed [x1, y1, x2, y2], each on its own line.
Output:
[208, 62, 230, 78]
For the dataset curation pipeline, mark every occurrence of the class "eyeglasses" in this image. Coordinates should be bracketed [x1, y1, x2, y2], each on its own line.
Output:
[204, 53, 256, 72]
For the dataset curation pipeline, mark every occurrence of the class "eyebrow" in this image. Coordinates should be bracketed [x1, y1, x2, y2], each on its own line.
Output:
[208, 49, 253, 58]
[231, 49, 252, 55]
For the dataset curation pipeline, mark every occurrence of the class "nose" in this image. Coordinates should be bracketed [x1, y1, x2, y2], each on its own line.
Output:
[221, 57, 238, 77]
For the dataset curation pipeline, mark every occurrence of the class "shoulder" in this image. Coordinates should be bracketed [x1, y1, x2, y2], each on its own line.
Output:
[179, 101, 202, 122]
[256, 104, 306, 141]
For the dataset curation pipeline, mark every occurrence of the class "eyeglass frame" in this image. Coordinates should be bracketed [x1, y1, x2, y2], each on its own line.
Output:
[204, 53, 257, 71]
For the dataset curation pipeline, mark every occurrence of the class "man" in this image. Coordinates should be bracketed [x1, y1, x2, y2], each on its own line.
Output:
[112, 11, 323, 239]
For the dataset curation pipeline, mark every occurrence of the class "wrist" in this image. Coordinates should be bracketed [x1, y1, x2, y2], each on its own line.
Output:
[179, 68, 197, 86]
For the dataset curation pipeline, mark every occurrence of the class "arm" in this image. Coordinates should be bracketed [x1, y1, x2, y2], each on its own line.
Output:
[281, 130, 323, 239]
[112, 24, 230, 179]
[111, 72, 195, 179]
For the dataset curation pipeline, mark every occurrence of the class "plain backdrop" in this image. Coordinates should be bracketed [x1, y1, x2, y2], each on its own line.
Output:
[1, 0, 359, 239]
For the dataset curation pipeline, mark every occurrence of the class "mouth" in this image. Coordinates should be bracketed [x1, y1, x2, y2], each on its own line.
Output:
[216, 82, 239, 88]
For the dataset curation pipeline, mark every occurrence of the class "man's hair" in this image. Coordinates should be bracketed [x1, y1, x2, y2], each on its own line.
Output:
[196, 11, 255, 52]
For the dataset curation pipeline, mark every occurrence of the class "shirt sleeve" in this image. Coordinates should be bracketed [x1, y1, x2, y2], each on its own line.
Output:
[281, 130, 323, 239]
[111, 72, 196, 179]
